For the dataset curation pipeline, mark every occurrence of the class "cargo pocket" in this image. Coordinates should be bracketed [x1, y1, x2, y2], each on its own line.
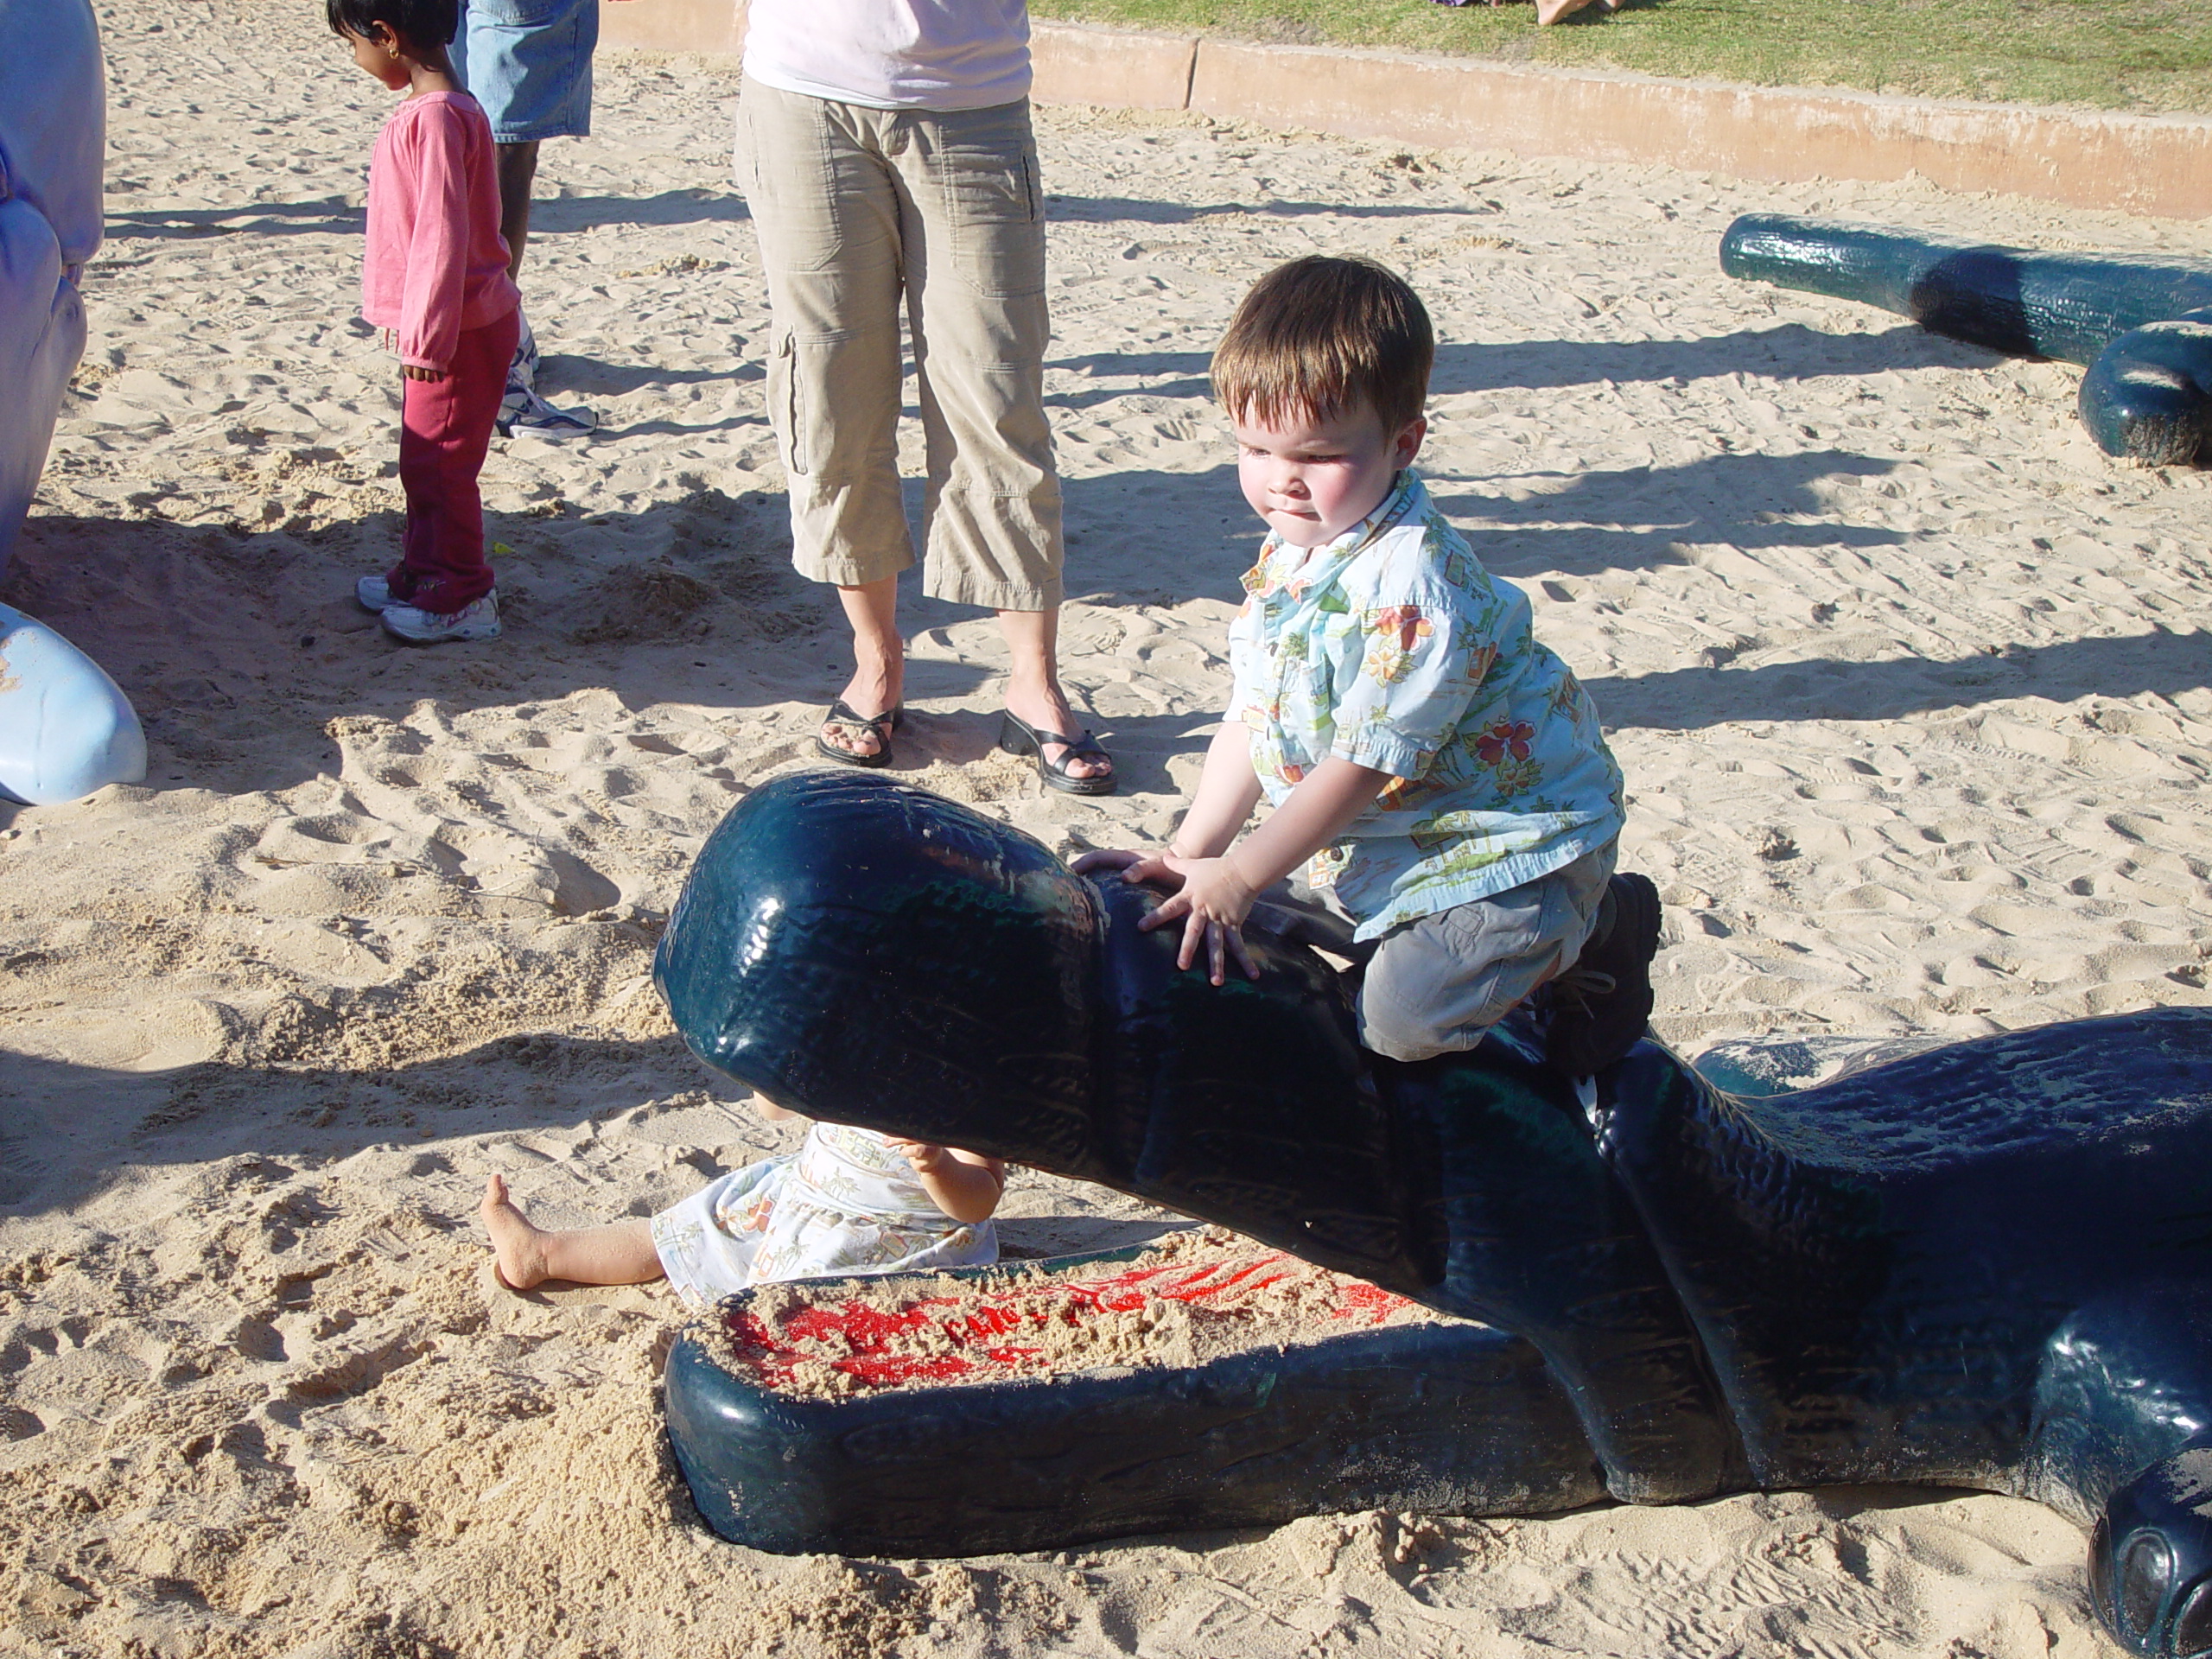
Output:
[938, 114, 1046, 299]
[771, 328, 807, 477]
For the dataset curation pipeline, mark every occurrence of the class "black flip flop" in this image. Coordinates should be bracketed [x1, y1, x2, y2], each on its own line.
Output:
[999, 710, 1116, 797]
[816, 700, 904, 769]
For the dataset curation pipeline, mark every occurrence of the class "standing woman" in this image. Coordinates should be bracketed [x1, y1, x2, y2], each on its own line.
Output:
[736, 0, 1113, 792]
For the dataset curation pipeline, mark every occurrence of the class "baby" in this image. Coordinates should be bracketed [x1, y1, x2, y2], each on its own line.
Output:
[1077, 255, 1660, 1077]
[480, 1101, 1006, 1301]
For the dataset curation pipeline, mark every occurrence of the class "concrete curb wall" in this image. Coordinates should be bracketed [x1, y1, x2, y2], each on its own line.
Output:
[600, 0, 746, 57]
[597, 2, 2212, 220]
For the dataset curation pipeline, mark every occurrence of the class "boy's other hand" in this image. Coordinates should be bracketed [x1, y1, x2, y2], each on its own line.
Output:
[1070, 848, 1151, 879]
[401, 364, 448, 381]
[1141, 855, 1261, 988]
[1071, 847, 1188, 893]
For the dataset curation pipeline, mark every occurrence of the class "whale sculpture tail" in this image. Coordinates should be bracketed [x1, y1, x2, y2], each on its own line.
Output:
[1720, 213, 2212, 466]
[2078, 314, 2212, 467]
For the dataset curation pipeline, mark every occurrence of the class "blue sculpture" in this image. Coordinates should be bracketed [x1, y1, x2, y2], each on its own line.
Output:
[1722, 213, 2212, 467]
[657, 772, 2212, 1656]
[0, 0, 145, 806]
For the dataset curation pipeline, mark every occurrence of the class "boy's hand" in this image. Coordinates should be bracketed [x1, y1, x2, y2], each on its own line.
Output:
[1141, 855, 1261, 987]
[1071, 847, 1258, 984]
[1071, 847, 1187, 893]
[1070, 848, 1150, 880]
[401, 363, 447, 382]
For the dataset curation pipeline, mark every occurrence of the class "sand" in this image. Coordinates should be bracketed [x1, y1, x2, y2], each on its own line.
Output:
[2, 0, 2209, 1653]
[715, 1226, 1443, 1399]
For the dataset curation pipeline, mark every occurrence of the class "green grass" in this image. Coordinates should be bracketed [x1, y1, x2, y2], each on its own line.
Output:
[1027, 0, 2212, 114]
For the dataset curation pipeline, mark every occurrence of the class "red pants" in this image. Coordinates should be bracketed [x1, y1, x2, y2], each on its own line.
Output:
[389, 308, 518, 613]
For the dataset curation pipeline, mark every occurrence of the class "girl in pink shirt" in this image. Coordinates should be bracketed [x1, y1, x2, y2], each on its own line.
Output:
[331, 0, 520, 644]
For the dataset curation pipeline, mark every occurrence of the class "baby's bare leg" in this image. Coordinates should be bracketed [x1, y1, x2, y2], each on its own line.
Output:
[479, 1173, 664, 1290]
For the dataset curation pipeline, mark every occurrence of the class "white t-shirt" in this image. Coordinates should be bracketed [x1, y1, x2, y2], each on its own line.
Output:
[742, 0, 1032, 111]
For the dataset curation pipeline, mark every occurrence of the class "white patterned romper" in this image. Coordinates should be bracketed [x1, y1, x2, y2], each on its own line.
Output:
[649, 1121, 998, 1306]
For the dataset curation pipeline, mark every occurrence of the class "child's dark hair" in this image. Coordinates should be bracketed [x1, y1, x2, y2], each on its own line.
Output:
[327, 0, 458, 48]
[1212, 256, 1434, 435]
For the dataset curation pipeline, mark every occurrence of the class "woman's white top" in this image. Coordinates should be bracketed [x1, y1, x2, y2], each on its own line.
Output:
[742, 0, 1032, 111]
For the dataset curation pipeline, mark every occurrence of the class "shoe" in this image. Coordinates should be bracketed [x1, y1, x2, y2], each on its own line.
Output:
[356, 574, 402, 612]
[998, 709, 1116, 797]
[1545, 872, 1662, 1077]
[510, 313, 539, 394]
[815, 700, 904, 768]
[382, 590, 501, 645]
[498, 386, 596, 441]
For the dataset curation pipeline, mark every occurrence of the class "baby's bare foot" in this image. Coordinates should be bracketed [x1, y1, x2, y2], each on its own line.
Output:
[479, 1173, 552, 1291]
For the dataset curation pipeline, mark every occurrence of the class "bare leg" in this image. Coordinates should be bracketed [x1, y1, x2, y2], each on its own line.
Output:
[996, 607, 1111, 784]
[1535, 0, 1613, 22]
[495, 140, 541, 281]
[822, 575, 905, 760]
[479, 1173, 663, 1290]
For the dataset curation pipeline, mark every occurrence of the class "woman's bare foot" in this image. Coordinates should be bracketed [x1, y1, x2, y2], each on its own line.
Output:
[480, 1173, 554, 1291]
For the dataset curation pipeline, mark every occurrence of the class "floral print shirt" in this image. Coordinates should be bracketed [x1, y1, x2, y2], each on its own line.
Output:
[1225, 470, 1624, 941]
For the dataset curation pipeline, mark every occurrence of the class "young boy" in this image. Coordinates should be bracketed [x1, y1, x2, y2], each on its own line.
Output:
[1077, 256, 1660, 1076]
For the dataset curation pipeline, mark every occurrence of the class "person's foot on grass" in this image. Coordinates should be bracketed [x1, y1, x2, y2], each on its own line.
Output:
[480, 1173, 553, 1291]
[1535, 0, 1614, 22]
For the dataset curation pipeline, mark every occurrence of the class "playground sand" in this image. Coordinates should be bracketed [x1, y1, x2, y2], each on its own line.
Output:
[3, 0, 2209, 1654]
[712, 1226, 1445, 1399]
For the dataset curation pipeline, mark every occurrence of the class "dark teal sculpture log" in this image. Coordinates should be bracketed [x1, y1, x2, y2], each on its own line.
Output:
[1721, 213, 2212, 466]
[657, 772, 2212, 1656]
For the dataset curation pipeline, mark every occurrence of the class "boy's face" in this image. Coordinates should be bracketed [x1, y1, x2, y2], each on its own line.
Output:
[1231, 401, 1426, 550]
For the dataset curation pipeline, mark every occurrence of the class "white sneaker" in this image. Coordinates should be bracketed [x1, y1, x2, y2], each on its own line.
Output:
[381, 590, 501, 644]
[497, 386, 596, 441]
[510, 313, 539, 394]
[355, 574, 401, 612]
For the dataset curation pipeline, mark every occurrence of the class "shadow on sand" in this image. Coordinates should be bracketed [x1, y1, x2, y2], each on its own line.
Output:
[0, 1041, 1185, 1263]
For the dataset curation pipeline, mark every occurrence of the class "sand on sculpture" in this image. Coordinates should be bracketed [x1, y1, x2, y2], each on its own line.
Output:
[664, 1230, 1601, 1555]
[1723, 214, 2212, 467]
[656, 769, 2212, 1655]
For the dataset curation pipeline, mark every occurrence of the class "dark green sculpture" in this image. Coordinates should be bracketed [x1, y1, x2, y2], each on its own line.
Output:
[656, 772, 2212, 1656]
[1722, 214, 2212, 467]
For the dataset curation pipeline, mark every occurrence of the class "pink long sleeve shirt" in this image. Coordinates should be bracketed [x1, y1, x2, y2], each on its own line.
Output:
[361, 92, 518, 372]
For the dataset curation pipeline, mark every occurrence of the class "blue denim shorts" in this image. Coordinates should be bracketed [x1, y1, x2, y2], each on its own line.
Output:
[453, 0, 600, 143]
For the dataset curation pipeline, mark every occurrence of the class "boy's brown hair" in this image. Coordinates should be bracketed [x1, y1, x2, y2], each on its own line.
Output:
[1211, 256, 1434, 435]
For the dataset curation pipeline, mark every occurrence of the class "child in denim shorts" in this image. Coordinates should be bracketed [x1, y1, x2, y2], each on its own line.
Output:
[1077, 256, 1662, 1077]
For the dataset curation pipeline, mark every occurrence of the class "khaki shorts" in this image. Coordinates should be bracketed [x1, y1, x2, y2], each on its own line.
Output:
[1254, 843, 1618, 1064]
[734, 79, 1064, 611]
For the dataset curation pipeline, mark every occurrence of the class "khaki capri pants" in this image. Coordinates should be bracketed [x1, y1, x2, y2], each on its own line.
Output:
[734, 79, 1065, 611]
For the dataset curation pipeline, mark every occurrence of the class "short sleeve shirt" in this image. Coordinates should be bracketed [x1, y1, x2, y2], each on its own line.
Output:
[1225, 471, 1625, 941]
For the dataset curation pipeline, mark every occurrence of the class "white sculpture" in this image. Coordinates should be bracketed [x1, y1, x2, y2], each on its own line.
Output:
[0, 0, 146, 805]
